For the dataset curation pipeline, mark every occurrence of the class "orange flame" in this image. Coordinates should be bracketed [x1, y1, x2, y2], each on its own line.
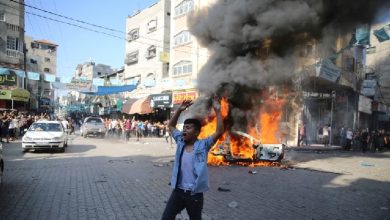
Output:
[200, 91, 285, 167]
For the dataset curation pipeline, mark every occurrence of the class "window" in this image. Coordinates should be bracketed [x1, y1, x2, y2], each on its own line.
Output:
[6, 36, 19, 50]
[31, 42, 39, 49]
[44, 57, 50, 62]
[172, 61, 192, 76]
[174, 31, 192, 46]
[0, 12, 5, 21]
[147, 19, 157, 32]
[97, 72, 101, 76]
[175, 0, 194, 17]
[128, 28, 139, 42]
[145, 45, 156, 59]
[30, 59, 37, 64]
[125, 51, 139, 65]
[44, 68, 50, 73]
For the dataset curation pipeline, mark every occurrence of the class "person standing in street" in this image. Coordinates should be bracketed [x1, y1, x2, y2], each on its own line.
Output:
[360, 128, 370, 153]
[162, 97, 224, 220]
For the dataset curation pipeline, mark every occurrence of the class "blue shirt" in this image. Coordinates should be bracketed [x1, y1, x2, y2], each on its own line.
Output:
[170, 129, 215, 194]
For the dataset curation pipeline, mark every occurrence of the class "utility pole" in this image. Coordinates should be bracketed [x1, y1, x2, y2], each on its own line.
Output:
[329, 90, 336, 146]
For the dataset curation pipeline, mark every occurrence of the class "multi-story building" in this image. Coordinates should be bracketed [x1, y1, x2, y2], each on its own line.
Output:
[124, 0, 171, 99]
[25, 36, 58, 111]
[0, 0, 29, 110]
[366, 22, 390, 129]
[75, 62, 113, 80]
[168, 0, 217, 108]
[0, 0, 25, 70]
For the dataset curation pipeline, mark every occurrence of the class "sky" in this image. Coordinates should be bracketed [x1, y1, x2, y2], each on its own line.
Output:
[24, 0, 158, 82]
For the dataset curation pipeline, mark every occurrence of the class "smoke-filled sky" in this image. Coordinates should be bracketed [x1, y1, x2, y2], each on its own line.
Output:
[187, 0, 390, 129]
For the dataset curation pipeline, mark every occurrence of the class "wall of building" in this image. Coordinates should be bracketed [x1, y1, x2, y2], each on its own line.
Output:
[0, 0, 25, 68]
[124, 0, 171, 91]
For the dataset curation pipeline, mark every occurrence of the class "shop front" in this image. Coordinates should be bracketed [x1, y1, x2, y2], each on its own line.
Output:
[150, 93, 172, 122]
[0, 88, 30, 110]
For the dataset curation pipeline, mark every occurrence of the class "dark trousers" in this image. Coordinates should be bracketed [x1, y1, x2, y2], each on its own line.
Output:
[162, 189, 203, 220]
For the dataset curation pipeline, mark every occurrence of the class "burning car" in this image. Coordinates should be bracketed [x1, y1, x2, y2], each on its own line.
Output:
[209, 131, 285, 164]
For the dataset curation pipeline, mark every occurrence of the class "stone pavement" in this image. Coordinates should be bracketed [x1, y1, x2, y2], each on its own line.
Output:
[0, 135, 389, 220]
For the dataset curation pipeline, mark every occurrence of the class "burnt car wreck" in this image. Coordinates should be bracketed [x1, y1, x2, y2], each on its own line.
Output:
[210, 131, 285, 163]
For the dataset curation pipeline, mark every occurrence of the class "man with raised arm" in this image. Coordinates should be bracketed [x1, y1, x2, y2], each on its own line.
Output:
[162, 97, 224, 220]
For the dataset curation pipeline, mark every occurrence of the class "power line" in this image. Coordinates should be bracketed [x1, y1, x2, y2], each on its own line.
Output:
[26, 10, 211, 58]
[13, 0, 204, 53]
[26, 11, 124, 40]
[11, 0, 124, 34]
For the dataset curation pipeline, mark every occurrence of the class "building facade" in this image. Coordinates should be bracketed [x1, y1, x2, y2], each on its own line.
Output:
[25, 36, 58, 111]
[75, 62, 114, 80]
[169, 0, 215, 92]
[124, 0, 171, 98]
[0, 0, 25, 70]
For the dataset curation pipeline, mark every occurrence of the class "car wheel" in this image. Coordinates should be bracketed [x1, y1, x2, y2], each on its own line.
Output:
[22, 149, 27, 153]
[0, 160, 3, 185]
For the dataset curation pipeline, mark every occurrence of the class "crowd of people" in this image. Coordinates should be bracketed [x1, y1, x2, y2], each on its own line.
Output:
[299, 122, 389, 152]
[102, 118, 171, 142]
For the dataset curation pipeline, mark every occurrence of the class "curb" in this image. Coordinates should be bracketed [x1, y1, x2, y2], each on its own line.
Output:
[286, 145, 343, 152]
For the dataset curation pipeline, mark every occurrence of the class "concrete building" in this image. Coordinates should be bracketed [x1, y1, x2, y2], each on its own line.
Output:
[0, 0, 25, 70]
[124, 0, 171, 98]
[25, 36, 58, 111]
[169, 0, 216, 90]
[75, 62, 114, 80]
[366, 22, 390, 129]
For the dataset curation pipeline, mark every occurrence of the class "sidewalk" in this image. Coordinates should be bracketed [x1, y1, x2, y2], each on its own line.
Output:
[286, 144, 343, 152]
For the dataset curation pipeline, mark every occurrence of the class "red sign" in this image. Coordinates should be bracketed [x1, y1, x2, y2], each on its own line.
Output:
[173, 90, 198, 104]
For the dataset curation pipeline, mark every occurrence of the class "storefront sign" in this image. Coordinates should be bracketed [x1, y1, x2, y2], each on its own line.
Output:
[0, 72, 17, 86]
[0, 88, 30, 102]
[173, 90, 198, 104]
[358, 95, 372, 114]
[66, 78, 96, 92]
[315, 59, 341, 82]
[150, 93, 172, 108]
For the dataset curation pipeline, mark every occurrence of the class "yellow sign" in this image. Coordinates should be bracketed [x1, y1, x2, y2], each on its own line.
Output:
[159, 52, 170, 63]
[0, 90, 11, 100]
[0, 88, 30, 102]
[11, 88, 30, 102]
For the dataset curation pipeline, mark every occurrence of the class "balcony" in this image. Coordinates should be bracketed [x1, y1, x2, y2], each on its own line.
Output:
[6, 49, 23, 58]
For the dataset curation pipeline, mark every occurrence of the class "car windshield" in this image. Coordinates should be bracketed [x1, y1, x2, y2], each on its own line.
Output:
[86, 118, 103, 124]
[29, 123, 62, 132]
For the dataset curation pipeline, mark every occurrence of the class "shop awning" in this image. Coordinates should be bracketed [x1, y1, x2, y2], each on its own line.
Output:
[0, 88, 30, 102]
[129, 97, 153, 115]
[121, 98, 137, 114]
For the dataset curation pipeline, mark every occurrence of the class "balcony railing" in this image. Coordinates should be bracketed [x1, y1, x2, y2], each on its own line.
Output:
[6, 49, 23, 58]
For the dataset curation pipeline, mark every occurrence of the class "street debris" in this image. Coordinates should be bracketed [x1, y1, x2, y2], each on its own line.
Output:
[380, 207, 388, 210]
[248, 170, 257, 174]
[217, 187, 231, 192]
[360, 161, 375, 167]
[153, 163, 165, 167]
[228, 201, 238, 208]
[280, 165, 295, 170]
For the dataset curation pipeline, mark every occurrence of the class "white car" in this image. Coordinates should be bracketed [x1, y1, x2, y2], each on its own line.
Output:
[0, 143, 3, 185]
[22, 121, 68, 153]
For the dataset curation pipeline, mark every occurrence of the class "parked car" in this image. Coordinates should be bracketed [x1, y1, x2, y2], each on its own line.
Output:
[22, 121, 68, 153]
[0, 143, 3, 185]
[80, 116, 106, 138]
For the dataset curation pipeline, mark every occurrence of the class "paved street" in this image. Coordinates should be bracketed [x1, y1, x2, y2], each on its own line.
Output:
[0, 134, 389, 220]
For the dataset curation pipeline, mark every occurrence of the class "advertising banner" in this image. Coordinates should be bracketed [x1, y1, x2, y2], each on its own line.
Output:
[173, 90, 198, 104]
